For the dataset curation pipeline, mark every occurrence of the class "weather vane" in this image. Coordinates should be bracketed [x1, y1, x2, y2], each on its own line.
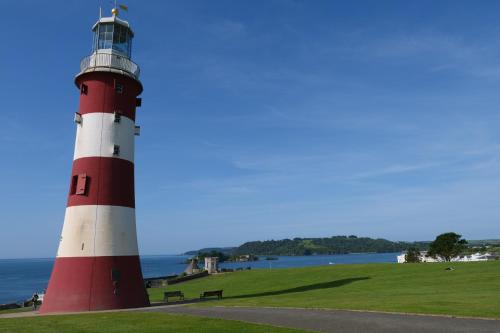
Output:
[102, 1, 128, 17]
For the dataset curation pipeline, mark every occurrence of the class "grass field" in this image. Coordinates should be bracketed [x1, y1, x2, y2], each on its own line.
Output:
[148, 261, 500, 318]
[0, 312, 311, 333]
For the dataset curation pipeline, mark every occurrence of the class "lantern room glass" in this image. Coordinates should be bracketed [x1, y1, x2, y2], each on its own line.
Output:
[93, 23, 132, 58]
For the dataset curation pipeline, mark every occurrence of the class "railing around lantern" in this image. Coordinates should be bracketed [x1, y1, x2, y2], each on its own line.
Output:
[79, 52, 140, 79]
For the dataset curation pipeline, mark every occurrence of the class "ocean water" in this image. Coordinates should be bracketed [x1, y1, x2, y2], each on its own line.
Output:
[0, 253, 398, 304]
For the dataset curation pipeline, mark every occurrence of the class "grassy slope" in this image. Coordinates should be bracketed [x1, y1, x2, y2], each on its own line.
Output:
[0, 307, 33, 314]
[149, 261, 500, 318]
[0, 312, 310, 333]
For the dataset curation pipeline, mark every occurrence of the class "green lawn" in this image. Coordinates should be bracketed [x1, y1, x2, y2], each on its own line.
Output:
[0, 312, 311, 333]
[148, 261, 500, 318]
[0, 307, 33, 315]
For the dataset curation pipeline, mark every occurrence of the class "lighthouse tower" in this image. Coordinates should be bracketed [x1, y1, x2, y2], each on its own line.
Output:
[41, 8, 149, 313]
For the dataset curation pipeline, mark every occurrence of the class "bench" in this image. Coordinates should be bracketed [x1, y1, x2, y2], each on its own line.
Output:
[200, 290, 223, 300]
[163, 291, 184, 302]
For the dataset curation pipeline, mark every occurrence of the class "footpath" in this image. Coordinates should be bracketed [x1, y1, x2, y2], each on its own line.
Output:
[1, 304, 499, 333]
[146, 305, 500, 333]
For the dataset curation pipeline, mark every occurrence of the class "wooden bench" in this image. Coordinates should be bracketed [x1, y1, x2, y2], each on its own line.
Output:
[164, 291, 184, 302]
[200, 290, 223, 300]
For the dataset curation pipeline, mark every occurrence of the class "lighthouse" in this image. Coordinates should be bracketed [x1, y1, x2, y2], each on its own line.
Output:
[41, 8, 149, 313]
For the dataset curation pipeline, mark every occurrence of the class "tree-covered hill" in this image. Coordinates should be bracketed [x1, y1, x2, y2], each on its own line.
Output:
[185, 236, 429, 256]
[233, 236, 429, 255]
[184, 247, 236, 256]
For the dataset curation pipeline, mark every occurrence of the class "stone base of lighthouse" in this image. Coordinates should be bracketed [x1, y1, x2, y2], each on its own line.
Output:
[40, 256, 149, 313]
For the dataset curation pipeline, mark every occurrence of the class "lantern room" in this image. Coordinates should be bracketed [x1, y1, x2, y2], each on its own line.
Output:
[78, 8, 140, 81]
[92, 10, 134, 58]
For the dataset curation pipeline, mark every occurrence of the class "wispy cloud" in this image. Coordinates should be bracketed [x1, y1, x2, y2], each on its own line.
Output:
[362, 31, 500, 79]
[351, 162, 442, 180]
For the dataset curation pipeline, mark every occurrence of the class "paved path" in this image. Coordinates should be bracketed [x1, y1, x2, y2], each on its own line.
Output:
[146, 306, 500, 333]
[2, 304, 499, 333]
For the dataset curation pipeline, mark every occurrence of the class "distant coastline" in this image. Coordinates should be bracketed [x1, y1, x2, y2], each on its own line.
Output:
[185, 236, 500, 257]
[184, 235, 430, 256]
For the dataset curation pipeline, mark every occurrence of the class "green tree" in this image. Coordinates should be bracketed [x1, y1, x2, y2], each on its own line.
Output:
[405, 247, 421, 263]
[428, 232, 467, 261]
[196, 250, 230, 263]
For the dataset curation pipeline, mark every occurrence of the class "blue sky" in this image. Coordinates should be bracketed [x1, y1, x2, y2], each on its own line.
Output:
[1, 1, 500, 258]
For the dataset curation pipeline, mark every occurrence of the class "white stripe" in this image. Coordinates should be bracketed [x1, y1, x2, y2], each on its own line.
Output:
[73, 113, 135, 162]
[57, 205, 139, 257]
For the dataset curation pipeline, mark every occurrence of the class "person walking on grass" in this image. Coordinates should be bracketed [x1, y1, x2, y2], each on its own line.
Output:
[32, 292, 39, 310]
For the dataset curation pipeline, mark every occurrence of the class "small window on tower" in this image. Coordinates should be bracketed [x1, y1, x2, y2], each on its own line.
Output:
[70, 173, 88, 195]
[111, 269, 121, 282]
[75, 174, 88, 195]
[113, 145, 120, 156]
[114, 111, 121, 123]
[115, 83, 124, 94]
[70, 175, 78, 194]
[74, 112, 82, 124]
[80, 84, 88, 95]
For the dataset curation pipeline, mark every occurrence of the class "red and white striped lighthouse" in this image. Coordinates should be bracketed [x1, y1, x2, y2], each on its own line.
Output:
[41, 8, 149, 313]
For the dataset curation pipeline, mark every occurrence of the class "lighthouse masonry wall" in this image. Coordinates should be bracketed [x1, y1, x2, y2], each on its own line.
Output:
[40, 70, 149, 312]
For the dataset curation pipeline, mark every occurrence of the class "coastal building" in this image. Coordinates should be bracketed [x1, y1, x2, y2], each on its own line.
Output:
[41, 8, 149, 313]
[205, 257, 219, 274]
[184, 259, 200, 275]
[397, 251, 441, 263]
[397, 251, 497, 263]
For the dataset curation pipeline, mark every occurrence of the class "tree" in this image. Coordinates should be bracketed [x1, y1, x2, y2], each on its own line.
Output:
[428, 232, 467, 261]
[196, 250, 230, 263]
[405, 247, 421, 263]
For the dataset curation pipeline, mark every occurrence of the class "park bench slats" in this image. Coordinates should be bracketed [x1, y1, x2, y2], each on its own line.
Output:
[164, 290, 184, 302]
[200, 290, 223, 299]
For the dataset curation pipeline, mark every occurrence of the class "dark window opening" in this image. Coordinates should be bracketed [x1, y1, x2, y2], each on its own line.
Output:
[111, 269, 121, 282]
[114, 111, 121, 123]
[115, 83, 124, 94]
[70, 175, 78, 195]
[136, 98, 142, 107]
[80, 84, 88, 95]
[113, 145, 120, 156]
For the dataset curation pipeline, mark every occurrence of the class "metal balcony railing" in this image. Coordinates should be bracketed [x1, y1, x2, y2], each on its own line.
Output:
[79, 52, 140, 79]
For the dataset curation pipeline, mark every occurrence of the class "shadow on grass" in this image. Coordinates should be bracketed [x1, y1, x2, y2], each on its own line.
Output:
[227, 277, 371, 299]
[150, 297, 216, 307]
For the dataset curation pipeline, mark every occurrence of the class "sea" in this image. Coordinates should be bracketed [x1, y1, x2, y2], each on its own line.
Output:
[0, 253, 398, 305]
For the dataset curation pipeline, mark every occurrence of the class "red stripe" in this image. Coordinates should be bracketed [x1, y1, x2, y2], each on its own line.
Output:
[40, 256, 149, 313]
[75, 72, 142, 121]
[67, 157, 135, 208]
